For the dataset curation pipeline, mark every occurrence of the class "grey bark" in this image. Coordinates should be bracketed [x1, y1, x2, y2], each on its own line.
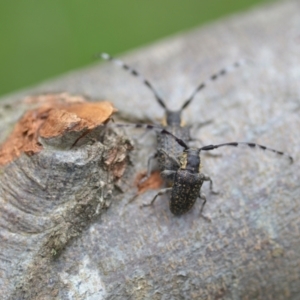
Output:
[1, 0, 300, 299]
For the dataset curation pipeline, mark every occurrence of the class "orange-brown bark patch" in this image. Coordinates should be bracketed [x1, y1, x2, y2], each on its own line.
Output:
[39, 102, 116, 138]
[0, 94, 116, 166]
[104, 141, 134, 179]
[136, 171, 164, 194]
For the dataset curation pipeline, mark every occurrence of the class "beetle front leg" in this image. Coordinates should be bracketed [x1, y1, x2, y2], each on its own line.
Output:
[138, 152, 158, 185]
[199, 192, 207, 215]
[203, 174, 219, 194]
[141, 187, 172, 208]
[146, 152, 158, 178]
[199, 191, 211, 222]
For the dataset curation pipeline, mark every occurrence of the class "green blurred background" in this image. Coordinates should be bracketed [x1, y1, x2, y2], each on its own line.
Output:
[0, 0, 274, 98]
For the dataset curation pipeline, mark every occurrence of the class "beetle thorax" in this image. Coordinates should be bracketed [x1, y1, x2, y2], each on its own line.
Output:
[179, 148, 201, 173]
[164, 110, 182, 126]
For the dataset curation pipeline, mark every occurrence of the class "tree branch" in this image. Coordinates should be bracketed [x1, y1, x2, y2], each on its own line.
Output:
[1, 0, 299, 299]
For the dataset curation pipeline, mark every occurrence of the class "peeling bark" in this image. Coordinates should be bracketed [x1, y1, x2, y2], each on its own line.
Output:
[0, 94, 133, 299]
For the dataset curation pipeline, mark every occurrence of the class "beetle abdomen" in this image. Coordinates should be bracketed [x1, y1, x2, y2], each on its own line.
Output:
[170, 170, 203, 215]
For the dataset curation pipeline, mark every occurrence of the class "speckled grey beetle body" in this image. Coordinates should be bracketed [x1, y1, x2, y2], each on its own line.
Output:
[170, 170, 206, 215]
[115, 124, 293, 216]
[102, 54, 293, 216]
[145, 145, 215, 215]
[100, 53, 240, 179]
[156, 125, 190, 181]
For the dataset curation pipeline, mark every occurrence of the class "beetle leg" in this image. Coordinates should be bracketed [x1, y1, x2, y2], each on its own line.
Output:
[199, 192, 207, 215]
[138, 152, 158, 185]
[202, 174, 219, 194]
[199, 192, 212, 222]
[146, 152, 158, 178]
[141, 187, 172, 208]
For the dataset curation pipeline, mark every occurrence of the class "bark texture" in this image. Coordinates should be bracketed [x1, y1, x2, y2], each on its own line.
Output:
[1, 0, 300, 299]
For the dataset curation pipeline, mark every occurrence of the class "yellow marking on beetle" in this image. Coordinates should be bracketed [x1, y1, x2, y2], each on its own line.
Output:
[161, 117, 167, 127]
[179, 152, 187, 169]
[199, 163, 202, 173]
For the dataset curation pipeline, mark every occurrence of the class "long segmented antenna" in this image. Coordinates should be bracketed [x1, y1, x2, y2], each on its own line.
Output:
[100, 53, 167, 109]
[110, 123, 293, 164]
[181, 62, 241, 110]
[100, 53, 242, 113]
[199, 142, 293, 164]
[113, 123, 189, 149]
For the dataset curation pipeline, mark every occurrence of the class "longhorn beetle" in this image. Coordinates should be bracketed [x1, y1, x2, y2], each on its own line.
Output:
[112, 123, 293, 216]
[100, 53, 242, 181]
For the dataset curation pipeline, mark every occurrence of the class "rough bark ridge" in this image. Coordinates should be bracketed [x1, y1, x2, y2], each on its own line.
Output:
[1, 0, 300, 299]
